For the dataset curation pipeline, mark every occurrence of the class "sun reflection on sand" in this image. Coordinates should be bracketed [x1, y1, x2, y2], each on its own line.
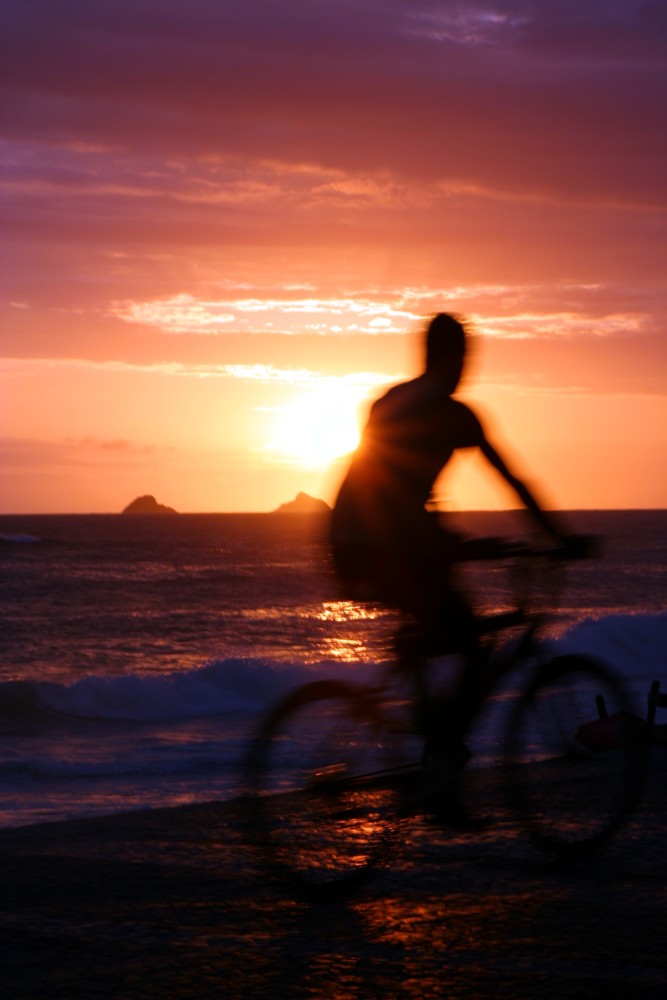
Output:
[315, 601, 385, 623]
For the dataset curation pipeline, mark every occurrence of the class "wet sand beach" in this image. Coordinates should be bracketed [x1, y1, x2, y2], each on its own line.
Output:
[1, 748, 665, 999]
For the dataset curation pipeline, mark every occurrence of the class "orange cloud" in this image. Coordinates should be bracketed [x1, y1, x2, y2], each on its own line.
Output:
[2, 1, 665, 512]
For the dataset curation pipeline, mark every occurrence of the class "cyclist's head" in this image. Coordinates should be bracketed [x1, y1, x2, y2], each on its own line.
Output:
[425, 313, 467, 390]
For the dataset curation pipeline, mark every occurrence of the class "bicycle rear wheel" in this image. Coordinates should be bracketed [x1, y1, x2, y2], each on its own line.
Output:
[246, 680, 405, 898]
[508, 655, 644, 857]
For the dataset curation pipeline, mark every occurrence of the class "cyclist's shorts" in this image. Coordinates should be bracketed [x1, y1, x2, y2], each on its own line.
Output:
[331, 540, 477, 653]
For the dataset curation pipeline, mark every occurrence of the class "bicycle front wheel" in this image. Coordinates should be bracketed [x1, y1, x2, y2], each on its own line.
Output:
[246, 680, 404, 898]
[508, 655, 644, 857]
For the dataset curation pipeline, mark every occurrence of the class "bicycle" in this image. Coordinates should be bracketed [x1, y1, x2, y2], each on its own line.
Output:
[245, 541, 645, 899]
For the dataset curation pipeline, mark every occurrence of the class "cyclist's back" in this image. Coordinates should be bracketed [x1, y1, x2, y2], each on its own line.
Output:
[333, 376, 483, 548]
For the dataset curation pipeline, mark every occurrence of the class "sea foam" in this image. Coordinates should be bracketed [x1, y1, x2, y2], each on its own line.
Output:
[1, 613, 663, 726]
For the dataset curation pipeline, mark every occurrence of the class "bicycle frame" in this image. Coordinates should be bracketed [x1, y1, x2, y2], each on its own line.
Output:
[247, 544, 643, 898]
[380, 601, 547, 758]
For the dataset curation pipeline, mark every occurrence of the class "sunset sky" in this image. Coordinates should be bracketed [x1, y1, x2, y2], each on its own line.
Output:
[2, 0, 666, 513]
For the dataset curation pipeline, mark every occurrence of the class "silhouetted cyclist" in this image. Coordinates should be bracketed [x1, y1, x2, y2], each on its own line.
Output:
[331, 313, 576, 792]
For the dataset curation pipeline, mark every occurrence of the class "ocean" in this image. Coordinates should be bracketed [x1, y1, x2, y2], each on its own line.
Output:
[1, 509, 665, 829]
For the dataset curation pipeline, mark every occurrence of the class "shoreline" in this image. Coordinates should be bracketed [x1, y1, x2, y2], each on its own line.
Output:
[1, 748, 665, 998]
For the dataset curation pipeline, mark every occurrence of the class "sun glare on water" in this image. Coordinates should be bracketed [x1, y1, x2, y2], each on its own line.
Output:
[270, 385, 365, 468]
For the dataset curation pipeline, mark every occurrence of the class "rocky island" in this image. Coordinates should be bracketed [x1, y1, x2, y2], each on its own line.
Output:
[121, 495, 178, 515]
[273, 492, 331, 514]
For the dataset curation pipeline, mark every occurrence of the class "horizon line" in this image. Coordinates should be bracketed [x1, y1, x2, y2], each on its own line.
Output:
[1, 506, 666, 517]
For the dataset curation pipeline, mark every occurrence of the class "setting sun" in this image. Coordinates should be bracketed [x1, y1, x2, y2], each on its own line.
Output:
[2, 2, 665, 514]
[269, 384, 366, 468]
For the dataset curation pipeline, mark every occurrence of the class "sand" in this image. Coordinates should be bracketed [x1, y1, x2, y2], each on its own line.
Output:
[1, 748, 665, 999]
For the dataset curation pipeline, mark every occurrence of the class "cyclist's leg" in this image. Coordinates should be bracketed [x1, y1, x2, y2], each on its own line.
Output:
[423, 594, 496, 827]
[410, 578, 483, 743]
[335, 538, 481, 753]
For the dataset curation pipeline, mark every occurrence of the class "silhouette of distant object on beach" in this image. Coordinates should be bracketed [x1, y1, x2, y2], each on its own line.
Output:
[121, 495, 178, 515]
[274, 492, 331, 514]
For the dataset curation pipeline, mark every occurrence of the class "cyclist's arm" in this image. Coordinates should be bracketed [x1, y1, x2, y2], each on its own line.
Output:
[479, 437, 564, 542]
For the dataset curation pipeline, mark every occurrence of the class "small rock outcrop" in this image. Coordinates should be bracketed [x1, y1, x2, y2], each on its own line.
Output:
[273, 492, 331, 514]
[121, 495, 178, 515]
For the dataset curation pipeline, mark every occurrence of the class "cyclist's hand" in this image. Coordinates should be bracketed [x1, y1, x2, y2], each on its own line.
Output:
[456, 536, 511, 560]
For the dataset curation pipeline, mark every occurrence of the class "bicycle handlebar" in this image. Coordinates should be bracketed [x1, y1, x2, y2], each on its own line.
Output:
[454, 533, 600, 563]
